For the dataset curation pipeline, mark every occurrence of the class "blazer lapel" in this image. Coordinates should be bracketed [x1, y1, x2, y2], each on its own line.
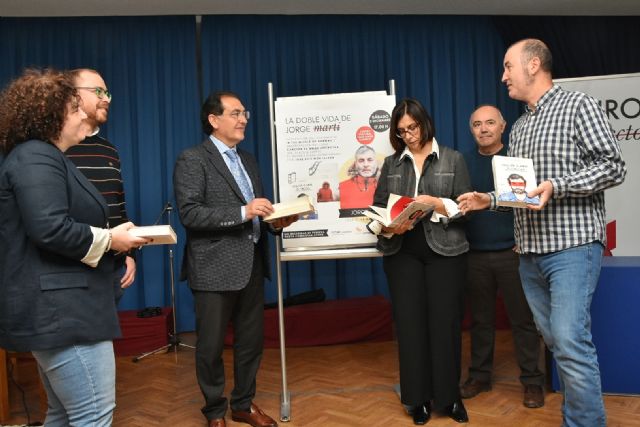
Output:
[202, 141, 247, 202]
[64, 155, 109, 224]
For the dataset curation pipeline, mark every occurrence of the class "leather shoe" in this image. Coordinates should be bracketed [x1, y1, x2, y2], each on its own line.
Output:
[232, 403, 278, 427]
[208, 418, 226, 427]
[444, 399, 469, 423]
[460, 377, 491, 399]
[523, 384, 545, 408]
[411, 402, 431, 425]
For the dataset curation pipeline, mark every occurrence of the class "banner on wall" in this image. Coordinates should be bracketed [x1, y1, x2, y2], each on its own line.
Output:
[274, 91, 396, 250]
[555, 73, 640, 256]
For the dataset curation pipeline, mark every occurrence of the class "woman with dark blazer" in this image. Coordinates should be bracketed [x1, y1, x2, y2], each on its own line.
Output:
[371, 98, 471, 425]
[0, 69, 148, 426]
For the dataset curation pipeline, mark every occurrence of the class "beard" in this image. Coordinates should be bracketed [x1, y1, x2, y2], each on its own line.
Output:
[357, 166, 378, 178]
[86, 102, 109, 126]
[94, 107, 109, 125]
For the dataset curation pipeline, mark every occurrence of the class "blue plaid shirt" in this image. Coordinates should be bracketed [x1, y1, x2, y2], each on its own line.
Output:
[490, 84, 626, 254]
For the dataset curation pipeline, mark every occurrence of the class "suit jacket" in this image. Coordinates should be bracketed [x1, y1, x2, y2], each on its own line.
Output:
[173, 140, 271, 292]
[0, 140, 120, 352]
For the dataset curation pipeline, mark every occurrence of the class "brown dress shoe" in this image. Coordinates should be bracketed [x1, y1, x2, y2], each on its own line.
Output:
[523, 384, 545, 408]
[460, 377, 491, 399]
[208, 418, 226, 427]
[232, 403, 278, 427]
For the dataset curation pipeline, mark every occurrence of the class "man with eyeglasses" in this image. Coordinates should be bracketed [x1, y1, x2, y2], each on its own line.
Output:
[66, 68, 136, 304]
[174, 91, 297, 427]
[460, 105, 544, 409]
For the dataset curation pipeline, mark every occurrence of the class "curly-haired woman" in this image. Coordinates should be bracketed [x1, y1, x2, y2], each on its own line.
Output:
[0, 69, 149, 426]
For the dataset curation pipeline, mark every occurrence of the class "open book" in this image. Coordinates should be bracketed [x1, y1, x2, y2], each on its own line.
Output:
[263, 195, 315, 223]
[492, 155, 540, 208]
[364, 194, 434, 227]
[128, 225, 177, 245]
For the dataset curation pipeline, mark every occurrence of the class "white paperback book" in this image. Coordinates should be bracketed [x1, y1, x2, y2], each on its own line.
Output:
[492, 155, 540, 208]
[128, 225, 177, 245]
[263, 194, 315, 223]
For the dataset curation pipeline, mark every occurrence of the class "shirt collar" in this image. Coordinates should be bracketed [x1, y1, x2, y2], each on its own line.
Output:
[400, 137, 440, 161]
[526, 84, 561, 115]
[89, 127, 100, 137]
[209, 134, 235, 156]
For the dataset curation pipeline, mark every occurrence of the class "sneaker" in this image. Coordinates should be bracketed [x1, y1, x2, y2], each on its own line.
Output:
[523, 384, 545, 408]
[460, 377, 491, 399]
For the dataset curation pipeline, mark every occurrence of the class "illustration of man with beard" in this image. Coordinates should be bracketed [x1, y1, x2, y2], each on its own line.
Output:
[498, 173, 540, 205]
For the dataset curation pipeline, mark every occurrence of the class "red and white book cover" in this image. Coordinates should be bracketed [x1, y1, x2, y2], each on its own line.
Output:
[364, 194, 434, 227]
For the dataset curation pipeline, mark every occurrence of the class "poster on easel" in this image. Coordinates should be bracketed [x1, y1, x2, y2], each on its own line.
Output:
[274, 91, 396, 250]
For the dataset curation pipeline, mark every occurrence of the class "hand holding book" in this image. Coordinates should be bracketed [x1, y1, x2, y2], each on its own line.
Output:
[263, 195, 314, 224]
[128, 225, 177, 245]
[364, 194, 435, 235]
[380, 217, 415, 235]
[525, 180, 553, 210]
[492, 155, 540, 208]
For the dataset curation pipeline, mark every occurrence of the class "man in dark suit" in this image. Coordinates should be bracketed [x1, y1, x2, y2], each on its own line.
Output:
[174, 91, 297, 427]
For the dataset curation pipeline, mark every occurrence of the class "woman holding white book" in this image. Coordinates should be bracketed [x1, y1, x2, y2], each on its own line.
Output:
[370, 98, 471, 425]
[0, 69, 148, 426]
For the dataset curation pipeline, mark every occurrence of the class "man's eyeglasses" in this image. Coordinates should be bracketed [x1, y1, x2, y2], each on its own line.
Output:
[218, 110, 251, 121]
[396, 122, 420, 138]
[76, 86, 112, 101]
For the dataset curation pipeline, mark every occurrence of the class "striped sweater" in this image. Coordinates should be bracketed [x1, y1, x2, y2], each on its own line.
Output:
[66, 134, 130, 228]
[66, 134, 135, 267]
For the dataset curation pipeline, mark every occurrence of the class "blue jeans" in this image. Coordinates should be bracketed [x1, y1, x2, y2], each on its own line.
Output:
[32, 341, 116, 427]
[519, 242, 605, 427]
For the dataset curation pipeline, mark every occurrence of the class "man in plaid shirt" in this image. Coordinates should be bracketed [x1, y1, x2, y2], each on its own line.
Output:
[458, 39, 626, 427]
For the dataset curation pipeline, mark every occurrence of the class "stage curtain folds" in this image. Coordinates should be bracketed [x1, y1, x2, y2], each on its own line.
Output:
[0, 16, 200, 332]
[7, 15, 632, 332]
[199, 14, 515, 308]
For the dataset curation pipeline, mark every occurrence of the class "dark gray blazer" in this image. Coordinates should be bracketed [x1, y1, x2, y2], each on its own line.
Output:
[0, 140, 119, 352]
[373, 145, 472, 257]
[173, 140, 271, 292]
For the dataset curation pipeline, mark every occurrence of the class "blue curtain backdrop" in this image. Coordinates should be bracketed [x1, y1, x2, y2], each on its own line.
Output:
[1, 14, 634, 332]
[0, 16, 201, 332]
[0, 14, 517, 332]
[492, 16, 640, 79]
[200, 15, 518, 306]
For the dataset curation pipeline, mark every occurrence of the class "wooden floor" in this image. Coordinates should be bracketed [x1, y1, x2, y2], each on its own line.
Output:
[3, 330, 639, 426]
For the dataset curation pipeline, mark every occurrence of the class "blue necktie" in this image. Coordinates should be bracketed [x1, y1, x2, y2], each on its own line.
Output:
[225, 150, 260, 242]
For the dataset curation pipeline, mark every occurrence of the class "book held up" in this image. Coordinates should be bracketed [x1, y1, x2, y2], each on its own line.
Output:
[128, 225, 177, 245]
[263, 194, 315, 223]
[364, 193, 434, 228]
[492, 155, 540, 208]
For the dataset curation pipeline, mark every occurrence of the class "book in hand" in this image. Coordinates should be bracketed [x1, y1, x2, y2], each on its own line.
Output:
[363, 193, 434, 228]
[263, 194, 315, 223]
[492, 155, 540, 208]
[128, 225, 177, 245]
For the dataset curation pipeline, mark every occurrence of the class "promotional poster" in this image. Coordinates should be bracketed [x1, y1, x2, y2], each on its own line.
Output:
[274, 91, 396, 250]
